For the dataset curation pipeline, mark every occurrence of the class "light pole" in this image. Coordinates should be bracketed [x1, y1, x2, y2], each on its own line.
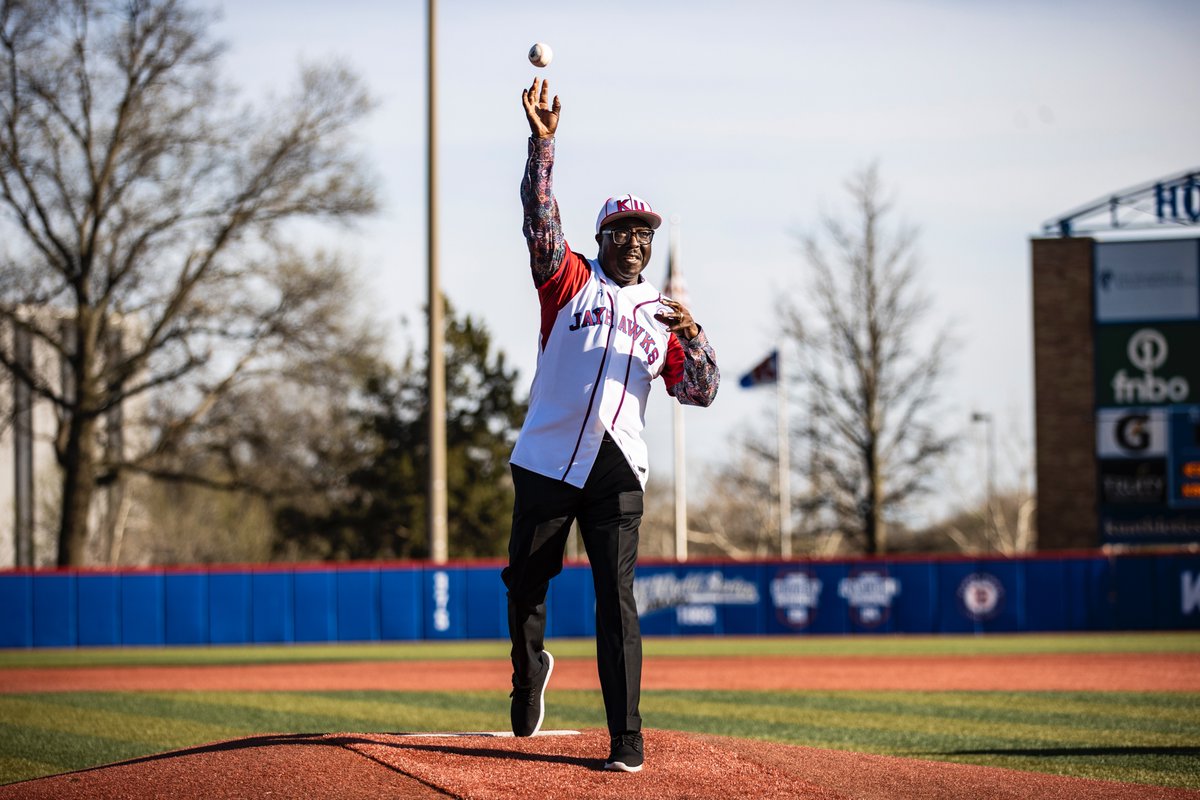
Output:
[971, 411, 995, 551]
[777, 351, 790, 558]
[426, 0, 448, 563]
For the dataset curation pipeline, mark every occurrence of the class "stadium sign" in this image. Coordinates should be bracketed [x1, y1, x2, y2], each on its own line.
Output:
[1094, 239, 1200, 323]
[1044, 168, 1200, 236]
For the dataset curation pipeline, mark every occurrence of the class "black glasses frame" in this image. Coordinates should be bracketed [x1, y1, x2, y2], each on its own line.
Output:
[602, 229, 655, 246]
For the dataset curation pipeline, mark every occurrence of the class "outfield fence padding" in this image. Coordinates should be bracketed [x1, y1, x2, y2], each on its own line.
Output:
[1, 551, 1198, 648]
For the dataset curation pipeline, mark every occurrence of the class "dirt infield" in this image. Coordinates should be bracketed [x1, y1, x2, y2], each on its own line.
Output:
[3, 651, 1198, 693]
[4, 651, 1199, 798]
[3, 729, 1198, 800]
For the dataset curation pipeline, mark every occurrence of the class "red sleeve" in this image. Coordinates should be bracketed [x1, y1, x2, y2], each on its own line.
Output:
[661, 332, 685, 392]
[536, 246, 591, 349]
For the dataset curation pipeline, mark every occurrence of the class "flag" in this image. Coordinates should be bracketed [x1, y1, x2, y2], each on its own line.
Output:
[739, 350, 779, 388]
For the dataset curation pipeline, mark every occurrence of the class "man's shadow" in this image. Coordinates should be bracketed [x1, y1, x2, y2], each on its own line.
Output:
[103, 732, 602, 773]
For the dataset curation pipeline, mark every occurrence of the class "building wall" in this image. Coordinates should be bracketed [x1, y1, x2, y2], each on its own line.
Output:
[1031, 237, 1097, 549]
[1, 313, 143, 567]
[1, 322, 68, 566]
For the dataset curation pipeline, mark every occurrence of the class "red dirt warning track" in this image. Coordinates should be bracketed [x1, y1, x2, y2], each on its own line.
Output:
[3, 652, 1198, 693]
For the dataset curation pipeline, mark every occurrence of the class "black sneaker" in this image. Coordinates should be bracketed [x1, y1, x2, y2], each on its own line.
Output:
[604, 731, 644, 772]
[509, 651, 554, 737]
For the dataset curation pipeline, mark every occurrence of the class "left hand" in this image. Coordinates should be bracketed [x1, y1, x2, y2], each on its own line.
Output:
[522, 78, 560, 140]
[654, 297, 700, 340]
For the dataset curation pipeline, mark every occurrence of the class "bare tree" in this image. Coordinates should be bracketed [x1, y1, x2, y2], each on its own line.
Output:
[784, 164, 955, 554]
[685, 448, 778, 559]
[0, 0, 377, 564]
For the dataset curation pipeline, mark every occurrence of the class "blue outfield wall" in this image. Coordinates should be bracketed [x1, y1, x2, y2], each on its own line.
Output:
[1, 551, 1198, 648]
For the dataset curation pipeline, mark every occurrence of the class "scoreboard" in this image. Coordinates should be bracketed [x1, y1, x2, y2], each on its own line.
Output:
[1093, 238, 1200, 543]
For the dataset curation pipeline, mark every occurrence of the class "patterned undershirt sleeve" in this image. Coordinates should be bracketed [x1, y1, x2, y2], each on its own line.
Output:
[670, 328, 720, 407]
[521, 136, 567, 286]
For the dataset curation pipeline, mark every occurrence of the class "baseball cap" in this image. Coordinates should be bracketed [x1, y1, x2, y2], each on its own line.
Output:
[595, 194, 662, 234]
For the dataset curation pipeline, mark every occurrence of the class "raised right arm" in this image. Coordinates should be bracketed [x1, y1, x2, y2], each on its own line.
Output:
[521, 79, 566, 286]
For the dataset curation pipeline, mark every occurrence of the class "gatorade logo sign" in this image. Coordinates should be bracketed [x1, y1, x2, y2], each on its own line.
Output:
[1096, 409, 1166, 458]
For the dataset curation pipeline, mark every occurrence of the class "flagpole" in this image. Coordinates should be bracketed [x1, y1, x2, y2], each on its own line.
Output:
[673, 399, 687, 561]
[668, 218, 688, 561]
[778, 346, 791, 559]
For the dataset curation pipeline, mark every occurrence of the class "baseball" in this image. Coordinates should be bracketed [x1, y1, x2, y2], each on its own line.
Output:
[528, 42, 553, 68]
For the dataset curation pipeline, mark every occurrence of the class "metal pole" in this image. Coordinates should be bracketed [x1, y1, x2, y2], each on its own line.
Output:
[427, 0, 448, 563]
[13, 323, 34, 567]
[987, 418, 996, 549]
[673, 402, 686, 561]
[972, 412, 994, 550]
[778, 351, 791, 558]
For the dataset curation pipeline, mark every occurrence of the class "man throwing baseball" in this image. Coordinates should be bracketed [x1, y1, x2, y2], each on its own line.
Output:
[502, 77, 720, 773]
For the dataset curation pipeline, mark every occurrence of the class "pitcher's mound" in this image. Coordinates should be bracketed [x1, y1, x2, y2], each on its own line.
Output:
[2, 729, 1194, 799]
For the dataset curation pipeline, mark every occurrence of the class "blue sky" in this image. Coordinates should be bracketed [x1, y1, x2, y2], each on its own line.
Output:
[213, 0, 1199, 522]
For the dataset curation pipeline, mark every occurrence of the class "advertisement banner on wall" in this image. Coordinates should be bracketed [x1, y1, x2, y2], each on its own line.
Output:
[1168, 405, 1200, 509]
[1094, 239, 1200, 323]
[837, 567, 901, 629]
[1098, 405, 1200, 543]
[1095, 323, 1200, 407]
[1100, 510, 1200, 544]
[1096, 408, 1168, 458]
[1098, 459, 1167, 505]
[633, 567, 760, 635]
[768, 567, 824, 630]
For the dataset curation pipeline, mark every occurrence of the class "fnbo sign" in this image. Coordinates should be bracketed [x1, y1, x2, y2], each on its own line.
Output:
[1097, 324, 1200, 406]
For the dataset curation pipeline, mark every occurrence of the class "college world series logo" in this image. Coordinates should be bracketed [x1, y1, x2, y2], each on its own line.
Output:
[838, 569, 901, 628]
[770, 570, 823, 629]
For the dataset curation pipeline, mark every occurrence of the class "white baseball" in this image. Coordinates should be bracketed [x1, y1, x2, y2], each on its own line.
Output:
[528, 42, 553, 68]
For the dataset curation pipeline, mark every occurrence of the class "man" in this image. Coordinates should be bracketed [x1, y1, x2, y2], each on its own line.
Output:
[502, 77, 719, 773]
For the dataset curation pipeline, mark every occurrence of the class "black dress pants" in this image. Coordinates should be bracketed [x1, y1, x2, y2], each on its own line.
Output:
[502, 433, 644, 736]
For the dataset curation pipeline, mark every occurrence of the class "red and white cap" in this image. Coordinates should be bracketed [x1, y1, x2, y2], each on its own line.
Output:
[595, 194, 662, 233]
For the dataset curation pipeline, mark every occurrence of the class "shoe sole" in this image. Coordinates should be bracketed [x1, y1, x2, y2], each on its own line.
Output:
[528, 651, 554, 737]
[604, 760, 643, 773]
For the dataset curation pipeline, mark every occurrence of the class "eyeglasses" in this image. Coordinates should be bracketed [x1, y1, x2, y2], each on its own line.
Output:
[602, 228, 655, 246]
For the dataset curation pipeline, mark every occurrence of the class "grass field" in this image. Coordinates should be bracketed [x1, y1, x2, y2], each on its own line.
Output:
[1, 633, 1198, 790]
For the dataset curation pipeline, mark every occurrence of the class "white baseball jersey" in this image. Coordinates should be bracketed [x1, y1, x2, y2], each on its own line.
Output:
[510, 249, 687, 488]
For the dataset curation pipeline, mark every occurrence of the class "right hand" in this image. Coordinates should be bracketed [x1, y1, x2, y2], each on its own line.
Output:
[522, 78, 560, 140]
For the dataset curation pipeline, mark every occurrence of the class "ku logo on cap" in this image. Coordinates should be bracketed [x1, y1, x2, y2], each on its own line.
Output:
[617, 197, 644, 212]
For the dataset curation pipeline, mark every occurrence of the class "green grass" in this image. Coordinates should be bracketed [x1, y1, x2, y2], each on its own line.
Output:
[1, 633, 1198, 789]
[2, 631, 1197, 669]
[1, 689, 1197, 789]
